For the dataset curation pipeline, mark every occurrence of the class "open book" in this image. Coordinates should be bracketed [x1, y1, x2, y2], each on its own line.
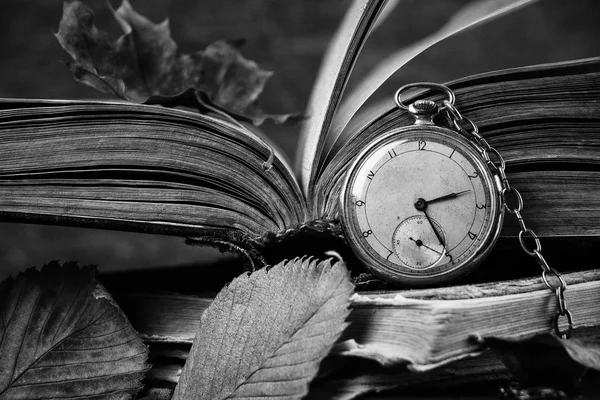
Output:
[1, 0, 599, 277]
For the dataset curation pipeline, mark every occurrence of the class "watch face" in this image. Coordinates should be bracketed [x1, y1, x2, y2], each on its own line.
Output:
[341, 125, 502, 286]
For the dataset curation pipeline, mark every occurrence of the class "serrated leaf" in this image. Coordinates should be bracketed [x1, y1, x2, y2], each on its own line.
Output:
[55, 0, 300, 125]
[0, 261, 149, 400]
[482, 333, 600, 393]
[172, 257, 354, 400]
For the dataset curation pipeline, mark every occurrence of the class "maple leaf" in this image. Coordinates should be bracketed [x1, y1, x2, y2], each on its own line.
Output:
[172, 257, 354, 400]
[55, 0, 301, 126]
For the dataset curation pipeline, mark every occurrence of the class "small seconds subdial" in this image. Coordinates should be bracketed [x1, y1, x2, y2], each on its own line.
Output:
[393, 215, 446, 269]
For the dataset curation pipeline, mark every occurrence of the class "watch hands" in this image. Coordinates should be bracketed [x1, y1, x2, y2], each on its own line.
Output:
[409, 236, 423, 246]
[426, 189, 471, 204]
[409, 237, 442, 255]
[413, 198, 447, 247]
[414, 189, 471, 209]
[413, 190, 470, 248]
[422, 208, 446, 247]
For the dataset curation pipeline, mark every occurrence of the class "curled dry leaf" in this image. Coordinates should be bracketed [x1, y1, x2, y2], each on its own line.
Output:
[480, 333, 600, 393]
[0, 261, 149, 400]
[172, 257, 355, 400]
[55, 0, 301, 126]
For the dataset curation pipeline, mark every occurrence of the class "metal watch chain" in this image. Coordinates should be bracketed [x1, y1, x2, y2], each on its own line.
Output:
[397, 84, 574, 339]
[443, 93, 573, 339]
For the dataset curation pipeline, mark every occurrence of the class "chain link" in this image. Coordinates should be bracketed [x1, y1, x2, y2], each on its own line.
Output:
[443, 99, 573, 339]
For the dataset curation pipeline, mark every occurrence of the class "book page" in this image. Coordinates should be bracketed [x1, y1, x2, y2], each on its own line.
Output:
[324, 0, 538, 164]
[296, 0, 389, 202]
[0, 100, 307, 240]
[315, 58, 600, 233]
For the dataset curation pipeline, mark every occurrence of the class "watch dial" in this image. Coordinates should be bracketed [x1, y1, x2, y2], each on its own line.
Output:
[342, 126, 501, 285]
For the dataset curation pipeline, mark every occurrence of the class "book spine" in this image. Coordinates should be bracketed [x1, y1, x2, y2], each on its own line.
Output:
[255, 218, 368, 273]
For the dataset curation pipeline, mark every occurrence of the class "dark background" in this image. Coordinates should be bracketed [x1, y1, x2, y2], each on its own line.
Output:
[1, 0, 599, 280]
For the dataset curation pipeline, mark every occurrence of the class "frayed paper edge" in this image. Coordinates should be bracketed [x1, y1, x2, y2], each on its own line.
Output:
[333, 339, 483, 372]
[350, 292, 434, 306]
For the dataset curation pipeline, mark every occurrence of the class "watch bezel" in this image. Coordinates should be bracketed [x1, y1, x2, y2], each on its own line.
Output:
[340, 124, 504, 287]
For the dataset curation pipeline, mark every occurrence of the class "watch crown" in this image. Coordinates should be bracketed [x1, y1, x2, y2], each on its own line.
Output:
[408, 100, 439, 125]
[409, 99, 438, 114]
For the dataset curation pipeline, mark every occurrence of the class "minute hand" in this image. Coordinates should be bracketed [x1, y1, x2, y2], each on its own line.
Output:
[422, 208, 445, 247]
[425, 189, 470, 205]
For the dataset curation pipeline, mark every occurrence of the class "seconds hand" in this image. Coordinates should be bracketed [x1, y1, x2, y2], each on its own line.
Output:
[409, 237, 442, 255]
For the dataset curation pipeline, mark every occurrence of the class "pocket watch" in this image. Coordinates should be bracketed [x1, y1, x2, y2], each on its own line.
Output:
[340, 82, 574, 336]
[340, 83, 504, 287]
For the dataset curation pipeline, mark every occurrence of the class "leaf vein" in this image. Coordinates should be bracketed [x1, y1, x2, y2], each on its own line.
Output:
[208, 293, 237, 394]
[10, 367, 149, 388]
[71, 322, 131, 340]
[27, 300, 108, 372]
[232, 278, 256, 386]
[50, 282, 84, 344]
[35, 277, 67, 360]
[72, 312, 122, 337]
[27, 350, 148, 370]
[47, 336, 141, 352]
[9, 280, 44, 386]
[254, 353, 325, 371]
[4, 279, 23, 329]
[228, 264, 350, 398]
[44, 385, 141, 400]
[0, 279, 24, 358]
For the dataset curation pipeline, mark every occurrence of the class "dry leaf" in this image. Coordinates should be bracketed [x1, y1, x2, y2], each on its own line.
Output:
[55, 0, 300, 125]
[481, 333, 600, 393]
[0, 261, 149, 399]
[172, 257, 354, 400]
